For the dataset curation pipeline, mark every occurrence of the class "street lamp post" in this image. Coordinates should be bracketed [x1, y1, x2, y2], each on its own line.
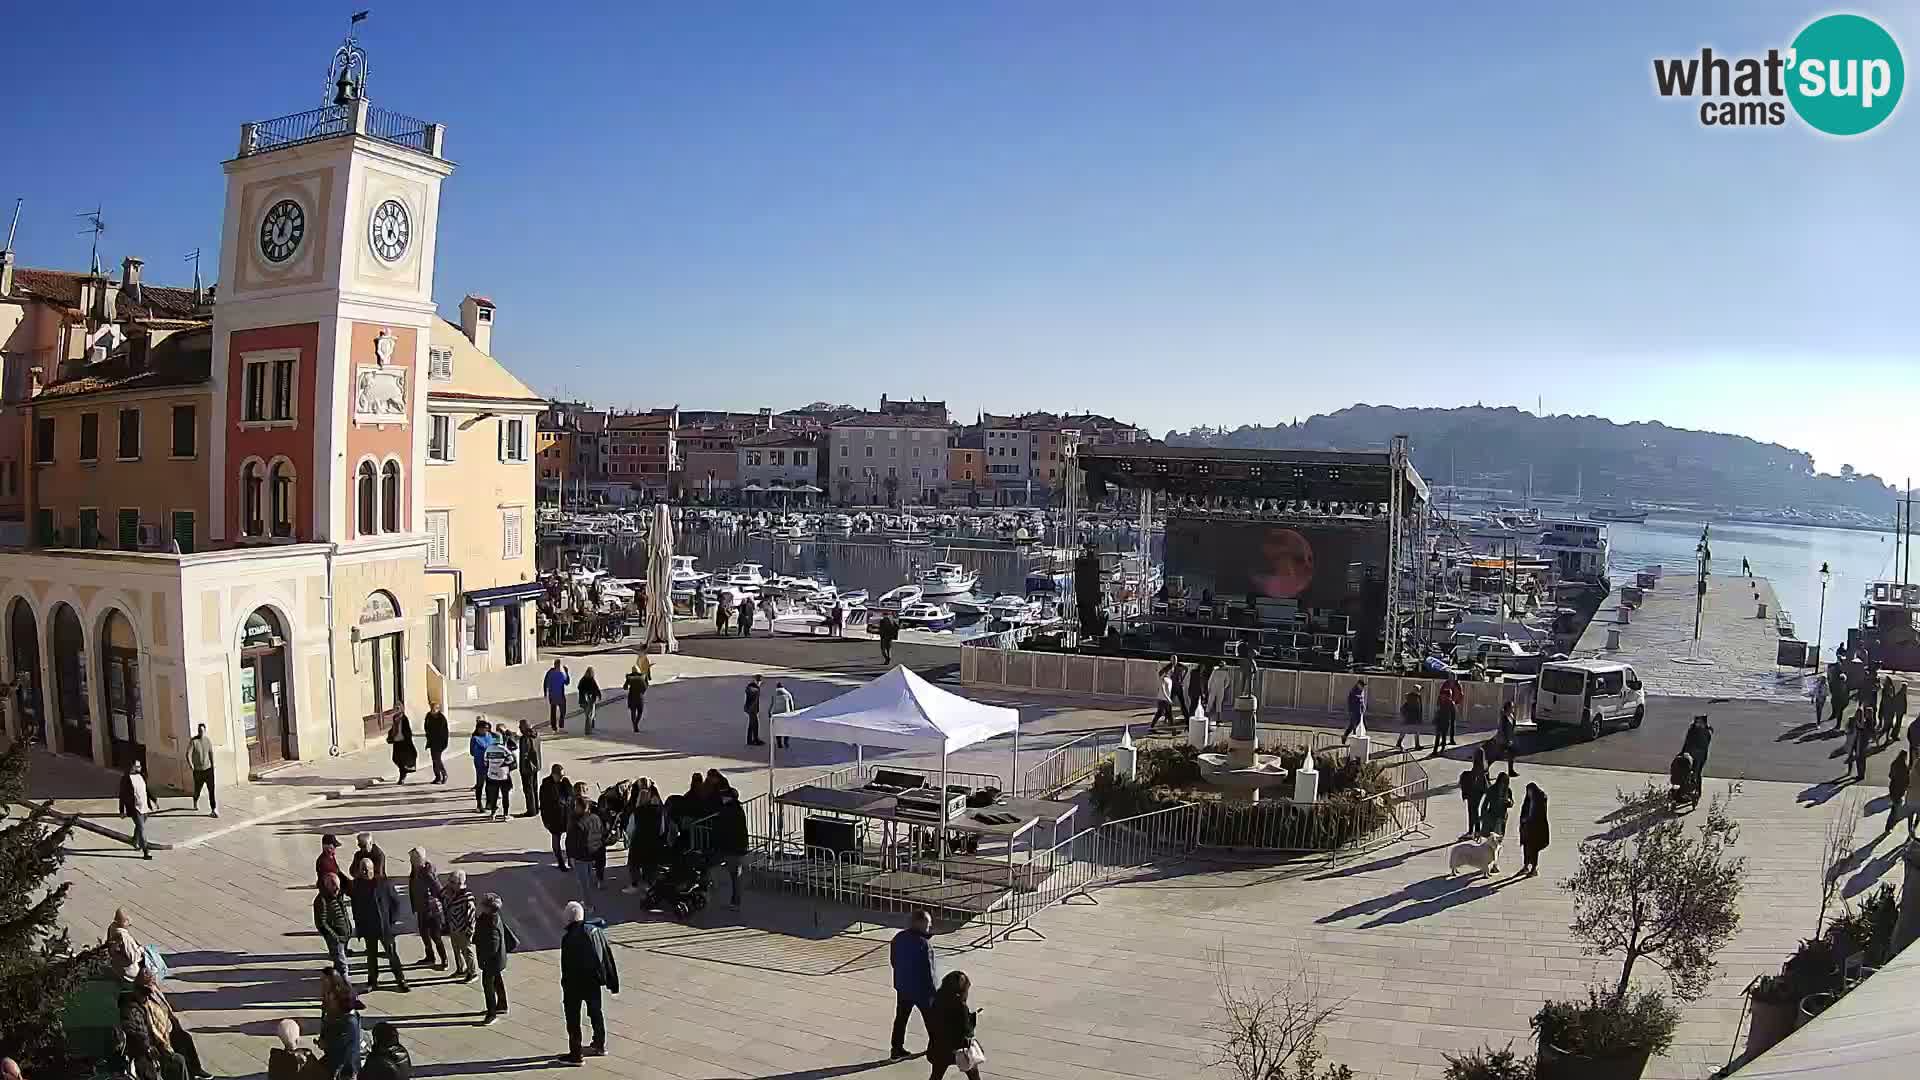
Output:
[1816, 560, 1831, 666]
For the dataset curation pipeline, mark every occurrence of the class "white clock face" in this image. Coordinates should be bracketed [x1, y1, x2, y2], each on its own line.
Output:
[369, 199, 412, 263]
[259, 199, 305, 264]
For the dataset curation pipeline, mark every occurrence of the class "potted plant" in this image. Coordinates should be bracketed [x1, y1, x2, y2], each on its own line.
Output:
[1532, 989, 1679, 1080]
[1441, 1043, 1534, 1080]
[1536, 782, 1746, 1080]
[1744, 972, 1800, 1057]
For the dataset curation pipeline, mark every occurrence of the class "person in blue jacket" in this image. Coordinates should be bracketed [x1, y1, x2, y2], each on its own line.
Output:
[468, 719, 497, 813]
[888, 910, 938, 1060]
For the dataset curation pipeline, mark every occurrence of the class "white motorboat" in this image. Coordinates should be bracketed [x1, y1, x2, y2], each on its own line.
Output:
[770, 609, 833, 636]
[667, 554, 710, 591]
[890, 537, 932, 548]
[824, 513, 855, 531]
[872, 584, 924, 612]
[985, 595, 1039, 622]
[948, 594, 992, 616]
[916, 562, 979, 596]
[896, 601, 955, 631]
[836, 588, 870, 608]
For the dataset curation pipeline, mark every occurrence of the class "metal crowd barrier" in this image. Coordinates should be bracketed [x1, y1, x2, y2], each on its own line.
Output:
[1019, 729, 1122, 797]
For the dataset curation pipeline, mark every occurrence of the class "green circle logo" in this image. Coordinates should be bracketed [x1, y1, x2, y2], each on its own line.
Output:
[1787, 14, 1904, 135]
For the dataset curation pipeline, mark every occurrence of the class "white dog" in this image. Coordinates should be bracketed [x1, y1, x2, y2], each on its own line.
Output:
[1448, 833, 1502, 877]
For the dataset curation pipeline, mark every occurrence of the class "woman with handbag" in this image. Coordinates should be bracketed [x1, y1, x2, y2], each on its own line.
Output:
[926, 971, 984, 1080]
[405, 848, 449, 971]
[386, 713, 417, 785]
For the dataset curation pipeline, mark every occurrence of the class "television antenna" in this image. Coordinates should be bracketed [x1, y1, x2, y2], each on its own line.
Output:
[76, 206, 105, 275]
[183, 247, 204, 299]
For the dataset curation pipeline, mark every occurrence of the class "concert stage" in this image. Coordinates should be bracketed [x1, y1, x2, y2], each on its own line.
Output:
[1077, 441, 1430, 668]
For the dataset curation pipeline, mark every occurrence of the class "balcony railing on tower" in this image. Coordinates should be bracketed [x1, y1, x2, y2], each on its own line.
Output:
[238, 100, 444, 159]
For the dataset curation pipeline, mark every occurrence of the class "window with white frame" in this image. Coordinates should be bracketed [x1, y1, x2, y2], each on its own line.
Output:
[427, 346, 454, 382]
[428, 414, 454, 462]
[502, 506, 524, 559]
[499, 418, 526, 462]
[242, 353, 297, 424]
[425, 510, 450, 567]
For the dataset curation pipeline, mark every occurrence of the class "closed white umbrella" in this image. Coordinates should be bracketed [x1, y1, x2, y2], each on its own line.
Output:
[646, 502, 677, 654]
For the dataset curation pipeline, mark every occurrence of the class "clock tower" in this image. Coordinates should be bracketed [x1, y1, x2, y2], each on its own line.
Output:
[209, 30, 452, 742]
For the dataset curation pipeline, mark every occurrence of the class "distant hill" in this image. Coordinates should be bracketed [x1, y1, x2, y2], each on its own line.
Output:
[1165, 405, 1898, 518]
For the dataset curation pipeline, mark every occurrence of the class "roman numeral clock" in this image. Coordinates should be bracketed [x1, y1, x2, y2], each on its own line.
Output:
[259, 198, 305, 263]
[368, 198, 412, 263]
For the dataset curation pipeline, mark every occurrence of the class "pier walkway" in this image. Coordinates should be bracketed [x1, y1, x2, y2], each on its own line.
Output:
[1574, 570, 1806, 703]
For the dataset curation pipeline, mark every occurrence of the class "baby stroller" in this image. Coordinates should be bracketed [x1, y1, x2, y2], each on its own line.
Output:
[1668, 751, 1699, 810]
[642, 848, 709, 920]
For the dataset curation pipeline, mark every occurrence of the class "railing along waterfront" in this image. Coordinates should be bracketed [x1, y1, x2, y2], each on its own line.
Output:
[1019, 729, 1122, 797]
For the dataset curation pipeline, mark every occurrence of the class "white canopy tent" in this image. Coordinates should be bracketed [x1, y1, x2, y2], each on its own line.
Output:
[767, 665, 1021, 847]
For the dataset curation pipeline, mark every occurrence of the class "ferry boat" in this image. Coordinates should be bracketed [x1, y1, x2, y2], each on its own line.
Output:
[872, 584, 924, 612]
[897, 601, 956, 631]
[1854, 581, 1920, 671]
[916, 562, 979, 596]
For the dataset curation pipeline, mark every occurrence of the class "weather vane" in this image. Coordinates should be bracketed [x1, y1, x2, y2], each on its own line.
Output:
[326, 10, 372, 106]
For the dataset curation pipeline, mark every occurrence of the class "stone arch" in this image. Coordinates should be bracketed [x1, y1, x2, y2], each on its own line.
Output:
[95, 605, 145, 770]
[5, 595, 45, 745]
[46, 601, 93, 761]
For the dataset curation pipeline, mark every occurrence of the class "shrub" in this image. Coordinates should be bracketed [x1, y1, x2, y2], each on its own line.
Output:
[1140, 743, 1204, 787]
[1827, 884, 1899, 965]
[1531, 987, 1680, 1059]
[1441, 1043, 1534, 1080]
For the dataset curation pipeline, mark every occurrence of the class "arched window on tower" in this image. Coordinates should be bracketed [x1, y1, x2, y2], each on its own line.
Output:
[241, 461, 264, 537]
[381, 461, 401, 533]
[269, 461, 296, 538]
[356, 461, 377, 537]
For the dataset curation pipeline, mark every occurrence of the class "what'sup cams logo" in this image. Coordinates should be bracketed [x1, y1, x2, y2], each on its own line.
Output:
[1654, 13, 1903, 135]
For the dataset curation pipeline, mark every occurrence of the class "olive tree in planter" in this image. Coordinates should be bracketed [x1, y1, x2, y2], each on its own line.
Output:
[1534, 781, 1746, 1080]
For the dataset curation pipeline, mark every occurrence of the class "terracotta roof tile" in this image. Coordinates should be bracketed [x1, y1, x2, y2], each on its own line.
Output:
[9, 267, 206, 322]
[36, 327, 213, 400]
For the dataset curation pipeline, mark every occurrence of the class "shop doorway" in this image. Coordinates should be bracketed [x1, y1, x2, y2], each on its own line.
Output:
[7, 599, 43, 745]
[241, 608, 294, 768]
[101, 610, 144, 771]
[50, 603, 91, 760]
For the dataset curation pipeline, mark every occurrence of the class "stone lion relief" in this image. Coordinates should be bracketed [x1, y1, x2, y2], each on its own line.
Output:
[355, 365, 407, 421]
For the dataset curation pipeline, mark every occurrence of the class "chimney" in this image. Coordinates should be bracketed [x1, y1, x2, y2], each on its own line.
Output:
[128, 333, 151, 372]
[459, 295, 495, 354]
[122, 256, 143, 304]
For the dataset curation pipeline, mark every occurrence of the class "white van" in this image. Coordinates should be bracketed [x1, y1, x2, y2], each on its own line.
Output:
[1533, 659, 1645, 739]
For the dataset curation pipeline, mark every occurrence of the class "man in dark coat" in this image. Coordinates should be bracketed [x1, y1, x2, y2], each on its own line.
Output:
[313, 871, 356, 979]
[475, 893, 519, 1025]
[1681, 715, 1713, 790]
[1828, 664, 1849, 727]
[1518, 782, 1550, 876]
[517, 722, 543, 817]
[347, 861, 409, 993]
[540, 765, 573, 869]
[888, 910, 938, 1060]
[744, 675, 764, 747]
[876, 615, 898, 664]
[423, 705, 450, 785]
[736, 592, 755, 637]
[556, 901, 619, 1064]
[713, 786, 750, 910]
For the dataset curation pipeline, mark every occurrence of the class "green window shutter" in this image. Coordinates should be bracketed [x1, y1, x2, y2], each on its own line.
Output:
[78, 509, 99, 548]
[34, 509, 55, 546]
[118, 509, 140, 549]
[171, 511, 195, 554]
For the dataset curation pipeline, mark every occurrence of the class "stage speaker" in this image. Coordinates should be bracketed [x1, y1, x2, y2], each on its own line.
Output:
[804, 817, 859, 857]
[1074, 550, 1106, 637]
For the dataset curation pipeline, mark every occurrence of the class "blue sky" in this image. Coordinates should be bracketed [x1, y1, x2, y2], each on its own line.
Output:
[4, 3, 1915, 478]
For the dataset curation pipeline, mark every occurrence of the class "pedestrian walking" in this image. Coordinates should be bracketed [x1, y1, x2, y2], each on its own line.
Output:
[772, 681, 796, 750]
[359, 1023, 411, 1080]
[1437, 674, 1464, 751]
[1162, 656, 1189, 722]
[737, 592, 755, 637]
[889, 911, 938, 1060]
[544, 660, 571, 731]
[1894, 681, 1909, 743]
[350, 833, 388, 883]
[1887, 750, 1910, 833]
[1395, 688, 1424, 751]
[423, 705, 450, 785]
[1812, 676, 1829, 728]
[877, 614, 898, 665]
[1481, 772, 1514, 839]
[468, 720, 497, 811]
[925, 971, 984, 1080]
[555, 901, 619, 1065]
[1149, 667, 1177, 730]
[621, 783, 667, 892]
[117, 760, 153, 859]
[1908, 749, 1920, 840]
[483, 734, 516, 821]
[1518, 781, 1550, 876]
[623, 658, 650, 733]
[516, 721, 541, 816]
[541, 765, 573, 869]
[405, 848, 448, 971]
[386, 712, 417, 785]
[566, 791, 607, 903]
[714, 596, 731, 636]
[744, 674, 765, 747]
[1460, 747, 1489, 837]
[316, 834, 343, 889]
[475, 894, 518, 1025]
[1828, 664, 1848, 727]
[1343, 678, 1368, 739]
[1207, 661, 1233, 719]
[443, 869, 477, 982]
[713, 784, 749, 910]
[1495, 701, 1519, 773]
[1849, 709, 1873, 782]
[1682, 714, 1713, 790]
[346, 860, 409, 993]
[318, 966, 364, 1078]
[313, 871, 356, 979]
[577, 668, 602, 735]
[121, 970, 212, 1080]
[187, 725, 218, 818]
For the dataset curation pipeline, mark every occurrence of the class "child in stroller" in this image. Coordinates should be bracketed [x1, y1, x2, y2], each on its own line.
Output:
[642, 846, 709, 919]
[1669, 751, 1699, 809]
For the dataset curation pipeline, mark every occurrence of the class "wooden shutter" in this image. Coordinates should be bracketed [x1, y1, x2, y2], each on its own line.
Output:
[502, 508, 522, 559]
[171, 511, 195, 554]
[118, 509, 139, 549]
[426, 510, 450, 566]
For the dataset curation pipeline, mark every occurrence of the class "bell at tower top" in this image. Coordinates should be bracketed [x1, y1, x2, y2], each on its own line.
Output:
[233, 12, 446, 162]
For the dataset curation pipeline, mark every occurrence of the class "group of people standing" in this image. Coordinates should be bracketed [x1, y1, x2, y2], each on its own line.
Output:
[1458, 747, 1551, 876]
